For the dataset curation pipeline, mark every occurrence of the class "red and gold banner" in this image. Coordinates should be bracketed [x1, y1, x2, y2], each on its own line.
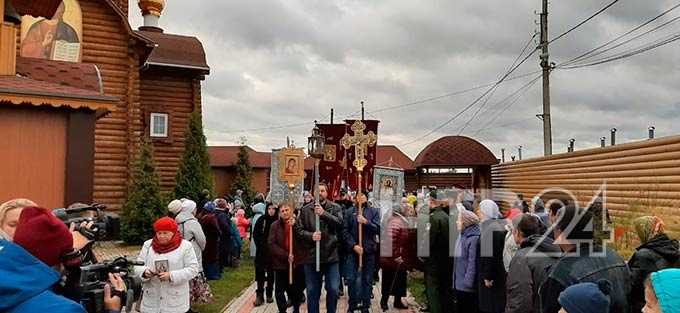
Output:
[317, 123, 347, 200]
[344, 119, 379, 194]
[317, 120, 380, 199]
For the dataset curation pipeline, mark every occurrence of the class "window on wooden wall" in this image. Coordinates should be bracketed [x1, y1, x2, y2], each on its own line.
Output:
[150, 113, 168, 137]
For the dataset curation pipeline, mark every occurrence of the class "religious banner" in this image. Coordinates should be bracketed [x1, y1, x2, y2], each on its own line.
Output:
[317, 123, 347, 200]
[343, 119, 379, 193]
[373, 166, 405, 220]
[269, 148, 305, 207]
[20, 0, 83, 62]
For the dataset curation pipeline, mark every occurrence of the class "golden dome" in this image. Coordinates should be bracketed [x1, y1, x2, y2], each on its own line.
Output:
[138, 0, 165, 17]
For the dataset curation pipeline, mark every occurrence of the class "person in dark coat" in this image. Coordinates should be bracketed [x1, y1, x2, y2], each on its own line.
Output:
[629, 216, 680, 312]
[477, 199, 507, 313]
[539, 205, 631, 313]
[423, 190, 454, 313]
[199, 202, 222, 280]
[293, 183, 343, 313]
[342, 193, 380, 313]
[268, 203, 306, 313]
[505, 214, 561, 313]
[380, 203, 417, 310]
[453, 208, 481, 313]
[214, 199, 235, 269]
[252, 202, 278, 306]
[336, 190, 354, 297]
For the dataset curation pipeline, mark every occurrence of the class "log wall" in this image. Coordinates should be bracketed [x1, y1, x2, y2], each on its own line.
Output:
[492, 135, 680, 235]
[140, 69, 199, 192]
[80, 0, 140, 210]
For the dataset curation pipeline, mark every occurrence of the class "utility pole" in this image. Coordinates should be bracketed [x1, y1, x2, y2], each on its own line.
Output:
[540, 0, 553, 156]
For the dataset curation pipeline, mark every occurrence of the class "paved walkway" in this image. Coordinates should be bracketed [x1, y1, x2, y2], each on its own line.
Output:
[222, 276, 420, 313]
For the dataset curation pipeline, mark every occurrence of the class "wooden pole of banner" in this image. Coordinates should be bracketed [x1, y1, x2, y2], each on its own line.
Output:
[341, 120, 377, 271]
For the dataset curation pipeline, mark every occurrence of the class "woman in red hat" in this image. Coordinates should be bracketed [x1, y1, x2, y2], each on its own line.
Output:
[135, 217, 199, 313]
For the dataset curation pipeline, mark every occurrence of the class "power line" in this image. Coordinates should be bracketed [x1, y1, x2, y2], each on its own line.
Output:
[220, 70, 541, 134]
[472, 116, 537, 135]
[457, 33, 538, 134]
[558, 2, 680, 67]
[471, 74, 542, 136]
[401, 39, 540, 147]
[549, 0, 622, 44]
[561, 30, 680, 69]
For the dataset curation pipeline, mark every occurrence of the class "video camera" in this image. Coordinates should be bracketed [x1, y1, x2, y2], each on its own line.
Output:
[74, 257, 143, 313]
[53, 203, 120, 241]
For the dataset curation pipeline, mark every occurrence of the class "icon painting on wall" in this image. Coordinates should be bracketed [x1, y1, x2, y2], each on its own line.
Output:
[20, 0, 83, 62]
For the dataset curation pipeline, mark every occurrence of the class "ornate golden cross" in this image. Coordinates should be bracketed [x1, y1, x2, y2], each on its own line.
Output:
[340, 120, 377, 172]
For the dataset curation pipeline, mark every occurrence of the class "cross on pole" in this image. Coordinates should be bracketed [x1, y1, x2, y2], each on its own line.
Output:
[340, 120, 377, 269]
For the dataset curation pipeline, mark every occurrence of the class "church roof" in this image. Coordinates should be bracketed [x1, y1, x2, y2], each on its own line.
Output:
[136, 30, 210, 73]
[413, 136, 498, 167]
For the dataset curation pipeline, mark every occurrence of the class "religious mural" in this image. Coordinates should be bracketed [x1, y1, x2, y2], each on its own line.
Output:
[20, 0, 83, 62]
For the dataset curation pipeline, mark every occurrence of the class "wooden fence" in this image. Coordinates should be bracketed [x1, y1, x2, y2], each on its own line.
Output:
[492, 135, 680, 235]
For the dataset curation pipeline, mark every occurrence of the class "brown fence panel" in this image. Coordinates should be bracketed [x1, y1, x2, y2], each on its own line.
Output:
[492, 135, 680, 235]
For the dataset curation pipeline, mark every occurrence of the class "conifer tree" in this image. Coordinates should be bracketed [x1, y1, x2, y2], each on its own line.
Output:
[120, 139, 165, 244]
[231, 140, 255, 213]
[174, 110, 214, 202]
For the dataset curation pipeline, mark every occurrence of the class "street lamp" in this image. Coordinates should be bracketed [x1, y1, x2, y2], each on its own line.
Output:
[307, 122, 324, 271]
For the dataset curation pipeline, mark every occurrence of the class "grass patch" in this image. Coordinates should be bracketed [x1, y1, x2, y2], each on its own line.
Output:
[193, 258, 255, 313]
[407, 271, 427, 307]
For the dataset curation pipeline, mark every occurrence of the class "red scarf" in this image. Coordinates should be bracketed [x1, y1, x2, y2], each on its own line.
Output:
[152, 231, 183, 254]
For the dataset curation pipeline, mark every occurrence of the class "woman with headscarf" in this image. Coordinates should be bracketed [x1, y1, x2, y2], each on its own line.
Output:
[642, 268, 680, 313]
[135, 217, 199, 313]
[453, 208, 481, 312]
[380, 203, 417, 310]
[199, 202, 222, 280]
[477, 199, 508, 313]
[629, 216, 680, 312]
[252, 202, 278, 306]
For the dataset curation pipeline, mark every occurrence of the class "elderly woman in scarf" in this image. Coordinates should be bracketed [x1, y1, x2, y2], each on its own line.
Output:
[135, 217, 199, 313]
[629, 216, 680, 312]
[477, 199, 508, 313]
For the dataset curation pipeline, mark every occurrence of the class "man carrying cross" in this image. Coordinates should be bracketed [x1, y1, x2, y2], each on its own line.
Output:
[342, 192, 381, 313]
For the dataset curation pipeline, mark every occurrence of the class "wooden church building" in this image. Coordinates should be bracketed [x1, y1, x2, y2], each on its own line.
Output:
[0, 0, 209, 210]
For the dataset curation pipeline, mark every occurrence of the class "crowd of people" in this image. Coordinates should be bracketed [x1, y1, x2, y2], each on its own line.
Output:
[2, 183, 680, 313]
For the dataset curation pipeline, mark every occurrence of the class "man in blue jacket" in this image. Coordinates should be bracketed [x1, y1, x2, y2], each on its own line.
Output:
[342, 192, 381, 313]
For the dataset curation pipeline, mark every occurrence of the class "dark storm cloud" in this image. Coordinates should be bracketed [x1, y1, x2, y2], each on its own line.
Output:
[129, 0, 680, 159]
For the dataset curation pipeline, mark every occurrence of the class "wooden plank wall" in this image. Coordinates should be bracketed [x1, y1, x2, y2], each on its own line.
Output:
[80, 0, 141, 210]
[492, 135, 680, 234]
[0, 106, 67, 209]
[140, 70, 197, 192]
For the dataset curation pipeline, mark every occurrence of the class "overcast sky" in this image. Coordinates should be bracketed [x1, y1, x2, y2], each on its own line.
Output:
[129, 0, 680, 160]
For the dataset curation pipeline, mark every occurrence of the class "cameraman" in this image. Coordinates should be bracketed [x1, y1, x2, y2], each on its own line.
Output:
[0, 206, 124, 313]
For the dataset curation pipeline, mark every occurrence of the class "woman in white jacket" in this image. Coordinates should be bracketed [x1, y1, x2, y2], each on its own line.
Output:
[136, 217, 199, 313]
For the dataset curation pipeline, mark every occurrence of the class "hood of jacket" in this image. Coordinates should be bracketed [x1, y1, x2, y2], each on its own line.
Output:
[175, 200, 197, 223]
[252, 203, 266, 216]
[520, 234, 561, 254]
[638, 234, 680, 261]
[0, 240, 61, 311]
